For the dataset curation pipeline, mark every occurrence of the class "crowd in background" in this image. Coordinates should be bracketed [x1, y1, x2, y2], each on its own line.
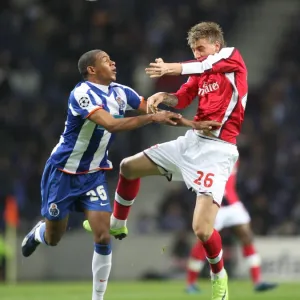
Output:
[1, 0, 300, 236]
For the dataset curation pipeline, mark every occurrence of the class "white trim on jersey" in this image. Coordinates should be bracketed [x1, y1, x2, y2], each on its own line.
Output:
[214, 72, 239, 137]
[241, 93, 248, 109]
[69, 103, 79, 116]
[89, 130, 112, 170]
[51, 135, 65, 155]
[181, 47, 235, 75]
[64, 120, 96, 173]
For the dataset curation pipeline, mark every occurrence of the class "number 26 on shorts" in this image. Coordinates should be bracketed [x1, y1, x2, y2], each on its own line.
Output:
[86, 185, 108, 201]
[193, 171, 215, 187]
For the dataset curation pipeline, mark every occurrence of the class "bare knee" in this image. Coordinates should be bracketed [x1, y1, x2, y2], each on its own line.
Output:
[193, 225, 213, 243]
[94, 232, 111, 245]
[45, 231, 62, 246]
[120, 157, 137, 179]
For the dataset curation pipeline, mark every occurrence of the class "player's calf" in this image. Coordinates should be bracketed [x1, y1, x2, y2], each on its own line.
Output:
[22, 218, 67, 257]
[43, 218, 68, 246]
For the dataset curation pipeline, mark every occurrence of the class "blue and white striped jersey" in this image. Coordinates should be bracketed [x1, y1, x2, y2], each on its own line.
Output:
[49, 81, 142, 174]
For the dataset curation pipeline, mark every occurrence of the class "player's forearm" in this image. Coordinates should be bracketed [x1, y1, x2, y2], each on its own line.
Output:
[160, 93, 179, 107]
[171, 117, 193, 128]
[163, 63, 183, 75]
[105, 115, 154, 132]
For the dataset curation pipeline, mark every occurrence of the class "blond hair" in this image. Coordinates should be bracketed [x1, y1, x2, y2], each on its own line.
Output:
[187, 22, 225, 48]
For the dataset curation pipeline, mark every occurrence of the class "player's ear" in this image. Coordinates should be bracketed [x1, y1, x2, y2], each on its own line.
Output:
[87, 66, 96, 76]
[215, 41, 221, 52]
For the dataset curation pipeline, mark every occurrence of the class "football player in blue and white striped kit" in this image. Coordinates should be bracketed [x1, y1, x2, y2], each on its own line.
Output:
[21, 50, 183, 300]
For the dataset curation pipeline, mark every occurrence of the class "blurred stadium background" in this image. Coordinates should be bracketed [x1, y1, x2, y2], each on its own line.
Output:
[1, 0, 300, 299]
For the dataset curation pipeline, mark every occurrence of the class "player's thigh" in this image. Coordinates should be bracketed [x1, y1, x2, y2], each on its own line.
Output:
[181, 134, 239, 206]
[80, 172, 112, 244]
[44, 216, 69, 245]
[41, 161, 74, 243]
[122, 136, 183, 180]
[121, 152, 162, 179]
[140, 138, 184, 181]
[192, 194, 220, 241]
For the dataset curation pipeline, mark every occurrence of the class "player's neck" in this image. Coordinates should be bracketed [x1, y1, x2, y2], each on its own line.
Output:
[87, 78, 111, 86]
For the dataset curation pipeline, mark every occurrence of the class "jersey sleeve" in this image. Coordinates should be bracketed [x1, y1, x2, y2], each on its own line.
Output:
[69, 89, 103, 119]
[173, 76, 199, 109]
[181, 47, 241, 75]
[123, 86, 143, 110]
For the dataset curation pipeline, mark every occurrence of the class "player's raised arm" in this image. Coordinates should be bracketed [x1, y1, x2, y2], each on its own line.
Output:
[180, 48, 242, 75]
[145, 48, 241, 77]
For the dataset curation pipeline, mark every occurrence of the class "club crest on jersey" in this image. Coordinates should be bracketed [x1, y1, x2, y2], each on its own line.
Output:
[49, 203, 60, 217]
[198, 82, 219, 96]
[115, 96, 126, 110]
[79, 96, 90, 108]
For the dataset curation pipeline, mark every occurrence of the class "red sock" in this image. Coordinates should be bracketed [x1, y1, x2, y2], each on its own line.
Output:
[113, 174, 140, 220]
[243, 244, 261, 284]
[202, 229, 224, 274]
[187, 240, 206, 285]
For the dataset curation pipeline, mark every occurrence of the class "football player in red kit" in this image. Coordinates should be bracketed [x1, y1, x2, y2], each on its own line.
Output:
[186, 162, 277, 294]
[84, 22, 247, 300]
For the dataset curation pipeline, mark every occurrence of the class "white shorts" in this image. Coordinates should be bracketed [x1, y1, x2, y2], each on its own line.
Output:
[144, 130, 239, 205]
[214, 202, 251, 231]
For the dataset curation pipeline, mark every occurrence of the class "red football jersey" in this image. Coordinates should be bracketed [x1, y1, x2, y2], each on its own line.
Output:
[174, 47, 248, 144]
[223, 161, 240, 206]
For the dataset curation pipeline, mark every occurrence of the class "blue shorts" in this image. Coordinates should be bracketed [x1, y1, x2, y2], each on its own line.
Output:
[41, 160, 112, 220]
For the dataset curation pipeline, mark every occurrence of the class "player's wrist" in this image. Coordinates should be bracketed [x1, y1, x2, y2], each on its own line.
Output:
[148, 114, 155, 123]
[167, 63, 182, 75]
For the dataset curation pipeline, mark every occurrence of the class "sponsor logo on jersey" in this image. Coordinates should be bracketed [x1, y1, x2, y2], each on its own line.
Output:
[198, 82, 219, 96]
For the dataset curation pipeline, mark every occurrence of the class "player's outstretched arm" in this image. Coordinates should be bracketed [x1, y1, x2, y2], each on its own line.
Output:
[144, 57, 181, 78]
[145, 48, 240, 77]
[176, 118, 221, 130]
[136, 100, 219, 130]
[88, 109, 181, 133]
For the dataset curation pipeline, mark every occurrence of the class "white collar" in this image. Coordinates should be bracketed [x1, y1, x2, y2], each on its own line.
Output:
[87, 81, 110, 94]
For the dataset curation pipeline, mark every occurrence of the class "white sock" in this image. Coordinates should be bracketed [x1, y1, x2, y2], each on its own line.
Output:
[110, 214, 127, 229]
[211, 268, 226, 280]
[92, 251, 112, 300]
[34, 222, 46, 244]
[187, 258, 205, 273]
